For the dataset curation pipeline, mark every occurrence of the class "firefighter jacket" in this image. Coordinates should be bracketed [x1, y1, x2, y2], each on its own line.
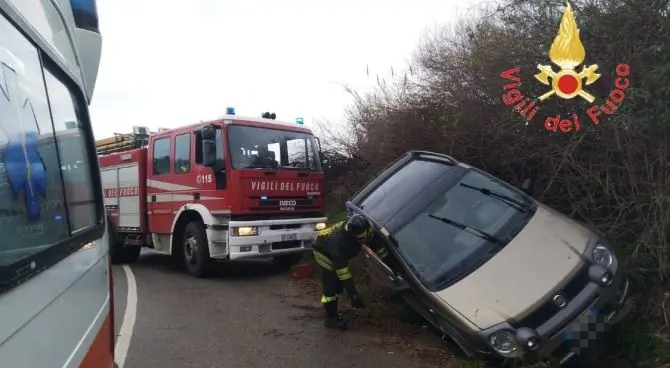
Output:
[312, 220, 390, 296]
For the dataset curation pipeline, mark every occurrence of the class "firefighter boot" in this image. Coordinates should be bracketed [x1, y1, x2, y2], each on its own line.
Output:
[323, 301, 347, 330]
[324, 314, 347, 330]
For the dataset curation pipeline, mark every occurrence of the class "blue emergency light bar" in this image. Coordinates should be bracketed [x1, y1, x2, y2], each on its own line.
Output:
[69, 0, 99, 33]
[226, 107, 235, 115]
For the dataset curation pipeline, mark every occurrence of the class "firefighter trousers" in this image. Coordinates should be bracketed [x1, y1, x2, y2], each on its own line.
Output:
[313, 250, 345, 316]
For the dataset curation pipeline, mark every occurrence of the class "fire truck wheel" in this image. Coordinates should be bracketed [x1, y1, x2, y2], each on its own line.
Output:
[109, 221, 140, 264]
[110, 241, 141, 264]
[110, 244, 126, 264]
[122, 246, 141, 263]
[182, 221, 214, 278]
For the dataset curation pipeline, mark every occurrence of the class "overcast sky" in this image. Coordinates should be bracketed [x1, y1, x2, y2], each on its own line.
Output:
[89, 0, 485, 139]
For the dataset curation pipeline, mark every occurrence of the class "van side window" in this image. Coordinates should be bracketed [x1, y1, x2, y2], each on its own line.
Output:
[174, 133, 190, 173]
[153, 137, 170, 175]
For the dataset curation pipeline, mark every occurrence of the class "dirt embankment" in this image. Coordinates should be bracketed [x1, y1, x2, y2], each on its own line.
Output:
[288, 268, 478, 368]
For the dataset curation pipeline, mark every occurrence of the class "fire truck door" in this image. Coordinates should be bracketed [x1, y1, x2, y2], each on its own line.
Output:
[195, 166, 217, 195]
[194, 127, 225, 196]
[147, 136, 175, 234]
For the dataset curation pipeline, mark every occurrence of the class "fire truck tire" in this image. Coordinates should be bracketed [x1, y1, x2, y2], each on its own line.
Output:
[110, 243, 127, 264]
[121, 245, 141, 263]
[181, 221, 214, 278]
[108, 221, 141, 264]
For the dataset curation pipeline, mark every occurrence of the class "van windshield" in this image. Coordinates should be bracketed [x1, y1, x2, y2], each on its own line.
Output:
[227, 125, 322, 172]
[392, 170, 535, 291]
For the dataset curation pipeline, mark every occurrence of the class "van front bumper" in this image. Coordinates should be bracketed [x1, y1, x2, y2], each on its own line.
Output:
[223, 217, 327, 260]
[477, 263, 630, 366]
[541, 272, 630, 365]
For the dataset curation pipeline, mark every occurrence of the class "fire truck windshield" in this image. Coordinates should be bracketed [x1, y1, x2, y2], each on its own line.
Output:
[228, 125, 322, 172]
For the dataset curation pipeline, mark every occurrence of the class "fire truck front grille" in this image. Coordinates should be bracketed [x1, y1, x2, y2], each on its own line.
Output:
[272, 241, 301, 250]
[249, 195, 318, 211]
[269, 223, 302, 230]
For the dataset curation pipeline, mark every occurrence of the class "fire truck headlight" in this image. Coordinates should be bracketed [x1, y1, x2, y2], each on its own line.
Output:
[314, 222, 327, 231]
[234, 226, 258, 237]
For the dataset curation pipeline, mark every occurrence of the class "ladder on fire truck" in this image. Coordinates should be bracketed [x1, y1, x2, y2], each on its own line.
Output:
[95, 126, 150, 155]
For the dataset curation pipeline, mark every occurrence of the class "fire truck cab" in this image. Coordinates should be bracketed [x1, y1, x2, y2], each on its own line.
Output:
[98, 113, 327, 277]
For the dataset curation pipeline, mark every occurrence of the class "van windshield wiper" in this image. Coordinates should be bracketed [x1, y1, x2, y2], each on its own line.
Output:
[458, 183, 529, 213]
[433, 252, 491, 289]
[427, 214, 504, 244]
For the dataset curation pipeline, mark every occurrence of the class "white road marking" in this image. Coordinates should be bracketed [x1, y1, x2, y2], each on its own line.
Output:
[115, 265, 138, 368]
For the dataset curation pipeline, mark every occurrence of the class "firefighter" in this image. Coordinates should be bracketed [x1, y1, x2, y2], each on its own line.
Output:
[312, 213, 391, 330]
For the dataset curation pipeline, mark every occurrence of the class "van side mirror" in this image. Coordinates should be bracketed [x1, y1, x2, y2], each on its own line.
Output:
[521, 178, 534, 196]
[202, 139, 216, 167]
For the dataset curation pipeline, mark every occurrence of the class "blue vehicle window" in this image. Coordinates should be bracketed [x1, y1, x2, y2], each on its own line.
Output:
[0, 14, 69, 266]
[0, 10, 103, 289]
[44, 70, 98, 232]
[69, 0, 100, 33]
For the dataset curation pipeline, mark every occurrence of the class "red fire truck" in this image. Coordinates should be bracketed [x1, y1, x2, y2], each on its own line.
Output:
[97, 112, 327, 277]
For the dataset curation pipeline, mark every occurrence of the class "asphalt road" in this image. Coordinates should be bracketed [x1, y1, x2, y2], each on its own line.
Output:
[112, 250, 432, 368]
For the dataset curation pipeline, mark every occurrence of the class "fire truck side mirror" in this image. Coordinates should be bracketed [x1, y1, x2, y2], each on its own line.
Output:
[200, 125, 216, 140]
[202, 139, 217, 167]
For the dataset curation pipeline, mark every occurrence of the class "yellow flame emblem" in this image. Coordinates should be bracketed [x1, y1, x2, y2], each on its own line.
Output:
[534, 2, 600, 102]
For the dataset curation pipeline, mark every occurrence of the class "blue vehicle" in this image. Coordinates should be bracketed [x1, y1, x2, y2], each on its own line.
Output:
[0, 1, 111, 367]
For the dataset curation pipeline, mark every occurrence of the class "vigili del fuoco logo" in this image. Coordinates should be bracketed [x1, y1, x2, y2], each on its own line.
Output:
[500, 2, 631, 133]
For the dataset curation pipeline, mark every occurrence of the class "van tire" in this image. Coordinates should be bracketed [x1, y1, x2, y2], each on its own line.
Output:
[181, 221, 214, 278]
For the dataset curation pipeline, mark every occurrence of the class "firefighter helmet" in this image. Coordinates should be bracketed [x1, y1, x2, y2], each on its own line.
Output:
[345, 214, 372, 242]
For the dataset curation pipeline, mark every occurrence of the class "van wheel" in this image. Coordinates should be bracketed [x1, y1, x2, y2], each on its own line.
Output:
[182, 221, 214, 278]
[274, 253, 303, 271]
